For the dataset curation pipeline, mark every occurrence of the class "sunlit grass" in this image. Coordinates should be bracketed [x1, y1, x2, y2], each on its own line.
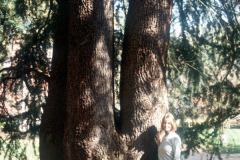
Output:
[1, 129, 239, 159]
[0, 136, 39, 160]
[221, 129, 240, 154]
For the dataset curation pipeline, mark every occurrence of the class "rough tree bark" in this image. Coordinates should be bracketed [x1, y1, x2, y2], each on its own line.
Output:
[120, 0, 173, 159]
[63, 0, 116, 159]
[40, 0, 173, 159]
[39, 0, 69, 159]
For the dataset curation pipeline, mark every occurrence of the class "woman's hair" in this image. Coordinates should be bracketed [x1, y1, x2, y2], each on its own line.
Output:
[157, 113, 178, 143]
[161, 112, 177, 132]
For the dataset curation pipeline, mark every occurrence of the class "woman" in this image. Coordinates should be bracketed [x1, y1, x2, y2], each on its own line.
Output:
[154, 113, 181, 160]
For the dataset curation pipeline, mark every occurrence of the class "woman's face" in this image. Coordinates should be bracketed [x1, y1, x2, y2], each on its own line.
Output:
[163, 120, 172, 132]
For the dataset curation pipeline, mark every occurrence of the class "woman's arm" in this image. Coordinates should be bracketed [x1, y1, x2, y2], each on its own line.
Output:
[154, 133, 160, 146]
[173, 136, 181, 160]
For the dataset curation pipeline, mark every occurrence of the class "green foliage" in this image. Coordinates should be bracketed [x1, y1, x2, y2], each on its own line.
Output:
[169, 0, 240, 158]
[0, 0, 56, 159]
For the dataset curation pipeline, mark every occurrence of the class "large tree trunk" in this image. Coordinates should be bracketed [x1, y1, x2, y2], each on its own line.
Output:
[39, 0, 69, 159]
[63, 0, 116, 159]
[120, 0, 173, 159]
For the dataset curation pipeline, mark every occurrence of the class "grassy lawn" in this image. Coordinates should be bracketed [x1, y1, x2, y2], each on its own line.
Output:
[222, 128, 240, 154]
[0, 129, 239, 159]
[0, 136, 39, 160]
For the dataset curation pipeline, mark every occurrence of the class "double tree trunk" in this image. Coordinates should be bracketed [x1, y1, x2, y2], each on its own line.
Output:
[39, 0, 69, 159]
[40, 0, 173, 159]
[63, 0, 115, 159]
[120, 0, 173, 159]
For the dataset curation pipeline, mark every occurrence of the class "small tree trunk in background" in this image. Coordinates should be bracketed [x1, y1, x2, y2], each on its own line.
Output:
[64, 0, 116, 159]
[120, 0, 173, 159]
[39, 0, 69, 159]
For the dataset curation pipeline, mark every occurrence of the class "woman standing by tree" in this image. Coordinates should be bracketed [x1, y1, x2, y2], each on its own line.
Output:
[155, 113, 181, 160]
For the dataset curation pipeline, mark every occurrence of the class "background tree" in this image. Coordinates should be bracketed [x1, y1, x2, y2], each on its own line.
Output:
[120, 0, 173, 159]
[39, 0, 68, 159]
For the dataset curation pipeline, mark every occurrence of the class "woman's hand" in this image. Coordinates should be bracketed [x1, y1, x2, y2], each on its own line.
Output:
[154, 133, 160, 146]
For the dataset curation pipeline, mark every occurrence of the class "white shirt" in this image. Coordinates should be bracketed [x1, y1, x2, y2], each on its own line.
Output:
[158, 132, 181, 160]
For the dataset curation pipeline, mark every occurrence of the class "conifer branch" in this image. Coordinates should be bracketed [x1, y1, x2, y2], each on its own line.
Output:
[0, 66, 50, 81]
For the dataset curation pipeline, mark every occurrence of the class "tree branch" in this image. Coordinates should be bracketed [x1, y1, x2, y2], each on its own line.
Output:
[0, 66, 50, 81]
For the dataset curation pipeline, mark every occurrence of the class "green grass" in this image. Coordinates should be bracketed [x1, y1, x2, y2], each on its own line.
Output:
[0, 129, 239, 159]
[222, 129, 240, 154]
[0, 136, 39, 160]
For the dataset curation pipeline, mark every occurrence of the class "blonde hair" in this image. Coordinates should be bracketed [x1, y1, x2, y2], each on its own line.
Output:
[157, 113, 177, 143]
[161, 112, 177, 132]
